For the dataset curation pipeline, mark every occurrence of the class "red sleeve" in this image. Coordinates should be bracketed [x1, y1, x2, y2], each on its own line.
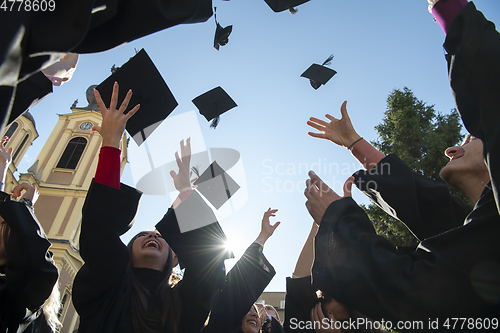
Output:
[431, 0, 468, 34]
[94, 147, 121, 189]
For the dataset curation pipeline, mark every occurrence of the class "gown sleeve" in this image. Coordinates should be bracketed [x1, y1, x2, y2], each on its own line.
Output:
[312, 194, 500, 329]
[353, 154, 471, 240]
[283, 276, 319, 333]
[202, 242, 276, 333]
[155, 190, 232, 333]
[0, 196, 58, 330]
[72, 180, 142, 317]
[444, 1, 500, 213]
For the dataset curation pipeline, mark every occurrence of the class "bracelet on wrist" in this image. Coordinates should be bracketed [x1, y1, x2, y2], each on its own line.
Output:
[347, 137, 363, 150]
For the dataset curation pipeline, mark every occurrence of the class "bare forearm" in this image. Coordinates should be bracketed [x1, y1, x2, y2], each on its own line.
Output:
[292, 222, 319, 278]
[350, 139, 386, 171]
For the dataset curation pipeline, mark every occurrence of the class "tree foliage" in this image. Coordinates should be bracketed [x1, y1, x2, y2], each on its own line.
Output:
[363, 87, 465, 247]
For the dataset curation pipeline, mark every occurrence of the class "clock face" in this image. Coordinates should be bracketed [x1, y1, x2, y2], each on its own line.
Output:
[80, 122, 93, 130]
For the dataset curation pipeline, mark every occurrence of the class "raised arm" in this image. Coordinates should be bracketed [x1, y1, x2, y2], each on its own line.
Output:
[201, 208, 279, 332]
[92, 82, 140, 189]
[0, 137, 12, 192]
[307, 101, 385, 170]
[283, 222, 320, 333]
[73, 83, 142, 318]
[439, 0, 500, 213]
[0, 182, 59, 332]
[292, 222, 318, 279]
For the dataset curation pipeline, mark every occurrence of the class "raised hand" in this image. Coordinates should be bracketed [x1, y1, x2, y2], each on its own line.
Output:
[304, 171, 353, 224]
[307, 101, 362, 148]
[11, 183, 39, 205]
[0, 137, 12, 166]
[255, 208, 281, 246]
[169, 138, 193, 192]
[92, 82, 140, 148]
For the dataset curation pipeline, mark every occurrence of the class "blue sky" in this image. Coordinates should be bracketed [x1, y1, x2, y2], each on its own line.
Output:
[20, 0, 500, 291]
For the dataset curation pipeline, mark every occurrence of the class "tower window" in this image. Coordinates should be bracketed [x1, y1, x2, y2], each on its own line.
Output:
[56, 137, 87, 169]
[12, 134, 29, 162]
[4, 122, 18, 139]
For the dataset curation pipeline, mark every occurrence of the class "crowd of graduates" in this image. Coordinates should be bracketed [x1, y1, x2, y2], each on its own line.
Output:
[1, 0, 500, 332]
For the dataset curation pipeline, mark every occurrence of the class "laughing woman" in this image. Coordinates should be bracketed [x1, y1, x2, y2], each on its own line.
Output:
[72, 83, 231, 333]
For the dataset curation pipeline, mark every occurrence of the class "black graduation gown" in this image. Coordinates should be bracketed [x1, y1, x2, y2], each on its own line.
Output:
[312, 182, 500, 331]
[444, 2, 500, 214]
[353, 154, 472, 241]
[283, 276, 384, 333]
[312, 4, 500, 330]
[0, 0, 213, 128]
[0, 193, 59, 333]
[202, 243, 276, 333]
[283, 276, 321, 333]
[72, 180, 230, 333]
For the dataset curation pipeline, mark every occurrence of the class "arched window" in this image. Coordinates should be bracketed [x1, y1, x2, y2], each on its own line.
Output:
[56, 137, 87, 169]
[57, 294, 68, 319]
[12, 134, 29, 162]
[4, 122, 18, 139]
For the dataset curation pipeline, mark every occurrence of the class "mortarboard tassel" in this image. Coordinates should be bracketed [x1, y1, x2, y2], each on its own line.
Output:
[322, 54, 334, 67]
[210, 115, 220, 129]
[191, 166, 200, 177]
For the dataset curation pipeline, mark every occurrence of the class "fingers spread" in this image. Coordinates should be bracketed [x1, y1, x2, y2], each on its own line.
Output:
[309, 117, 329, 127]
[94, 89, 108, 114]
[118, 89, 133, 113]
[324, 114, 338, 122]
[307, 120, 326, 132]
[110, 81, 119, 111]
[126, 104, 140, 119]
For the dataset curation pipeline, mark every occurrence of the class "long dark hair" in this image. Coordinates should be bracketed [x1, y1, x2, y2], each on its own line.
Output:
[126, 232, 182, 333]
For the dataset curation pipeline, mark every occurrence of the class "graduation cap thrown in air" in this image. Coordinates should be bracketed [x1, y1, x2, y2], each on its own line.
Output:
[264, 0, 310, 13]
[192, 86, 237, 128]
[214, 7, 232, 50]
[301, 55, 337, 90]
[194, 161, 240, 209]
[96, 49, 178, 146]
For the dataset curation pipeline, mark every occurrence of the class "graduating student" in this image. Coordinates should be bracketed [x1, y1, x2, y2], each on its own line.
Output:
[304, 0, 500, 329]
[284, 222, 385, 333]
[307, 100, 472, 242]
[202, 208, 280, 333]
[72, 83, 230, 333]
[0, 137, 60, 333]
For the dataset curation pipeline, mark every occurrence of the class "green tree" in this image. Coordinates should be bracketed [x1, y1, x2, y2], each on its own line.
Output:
[363, 87, 465, 247]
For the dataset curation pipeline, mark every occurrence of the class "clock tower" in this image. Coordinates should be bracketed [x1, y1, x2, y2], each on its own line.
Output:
[14, 86, 129, 332]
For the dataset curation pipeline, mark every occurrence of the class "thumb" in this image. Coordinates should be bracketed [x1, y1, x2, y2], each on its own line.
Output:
[169, 170, 177, 179]
[343, 176, 354, 197]
[6, 147, 12, 154]
[92, 125, 102, 134]
[272, 221, 281, 231]
[340, 100, 349, 119]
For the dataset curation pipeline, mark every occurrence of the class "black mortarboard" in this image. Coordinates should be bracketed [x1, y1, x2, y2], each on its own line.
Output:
[214, 7, 232, 51]
[301, 55, 337, 90]
[96, 49, 178, 146]
[193, 161, 240, 209]
[264, 0, 310, 13]
[192, 86, 237, 128]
